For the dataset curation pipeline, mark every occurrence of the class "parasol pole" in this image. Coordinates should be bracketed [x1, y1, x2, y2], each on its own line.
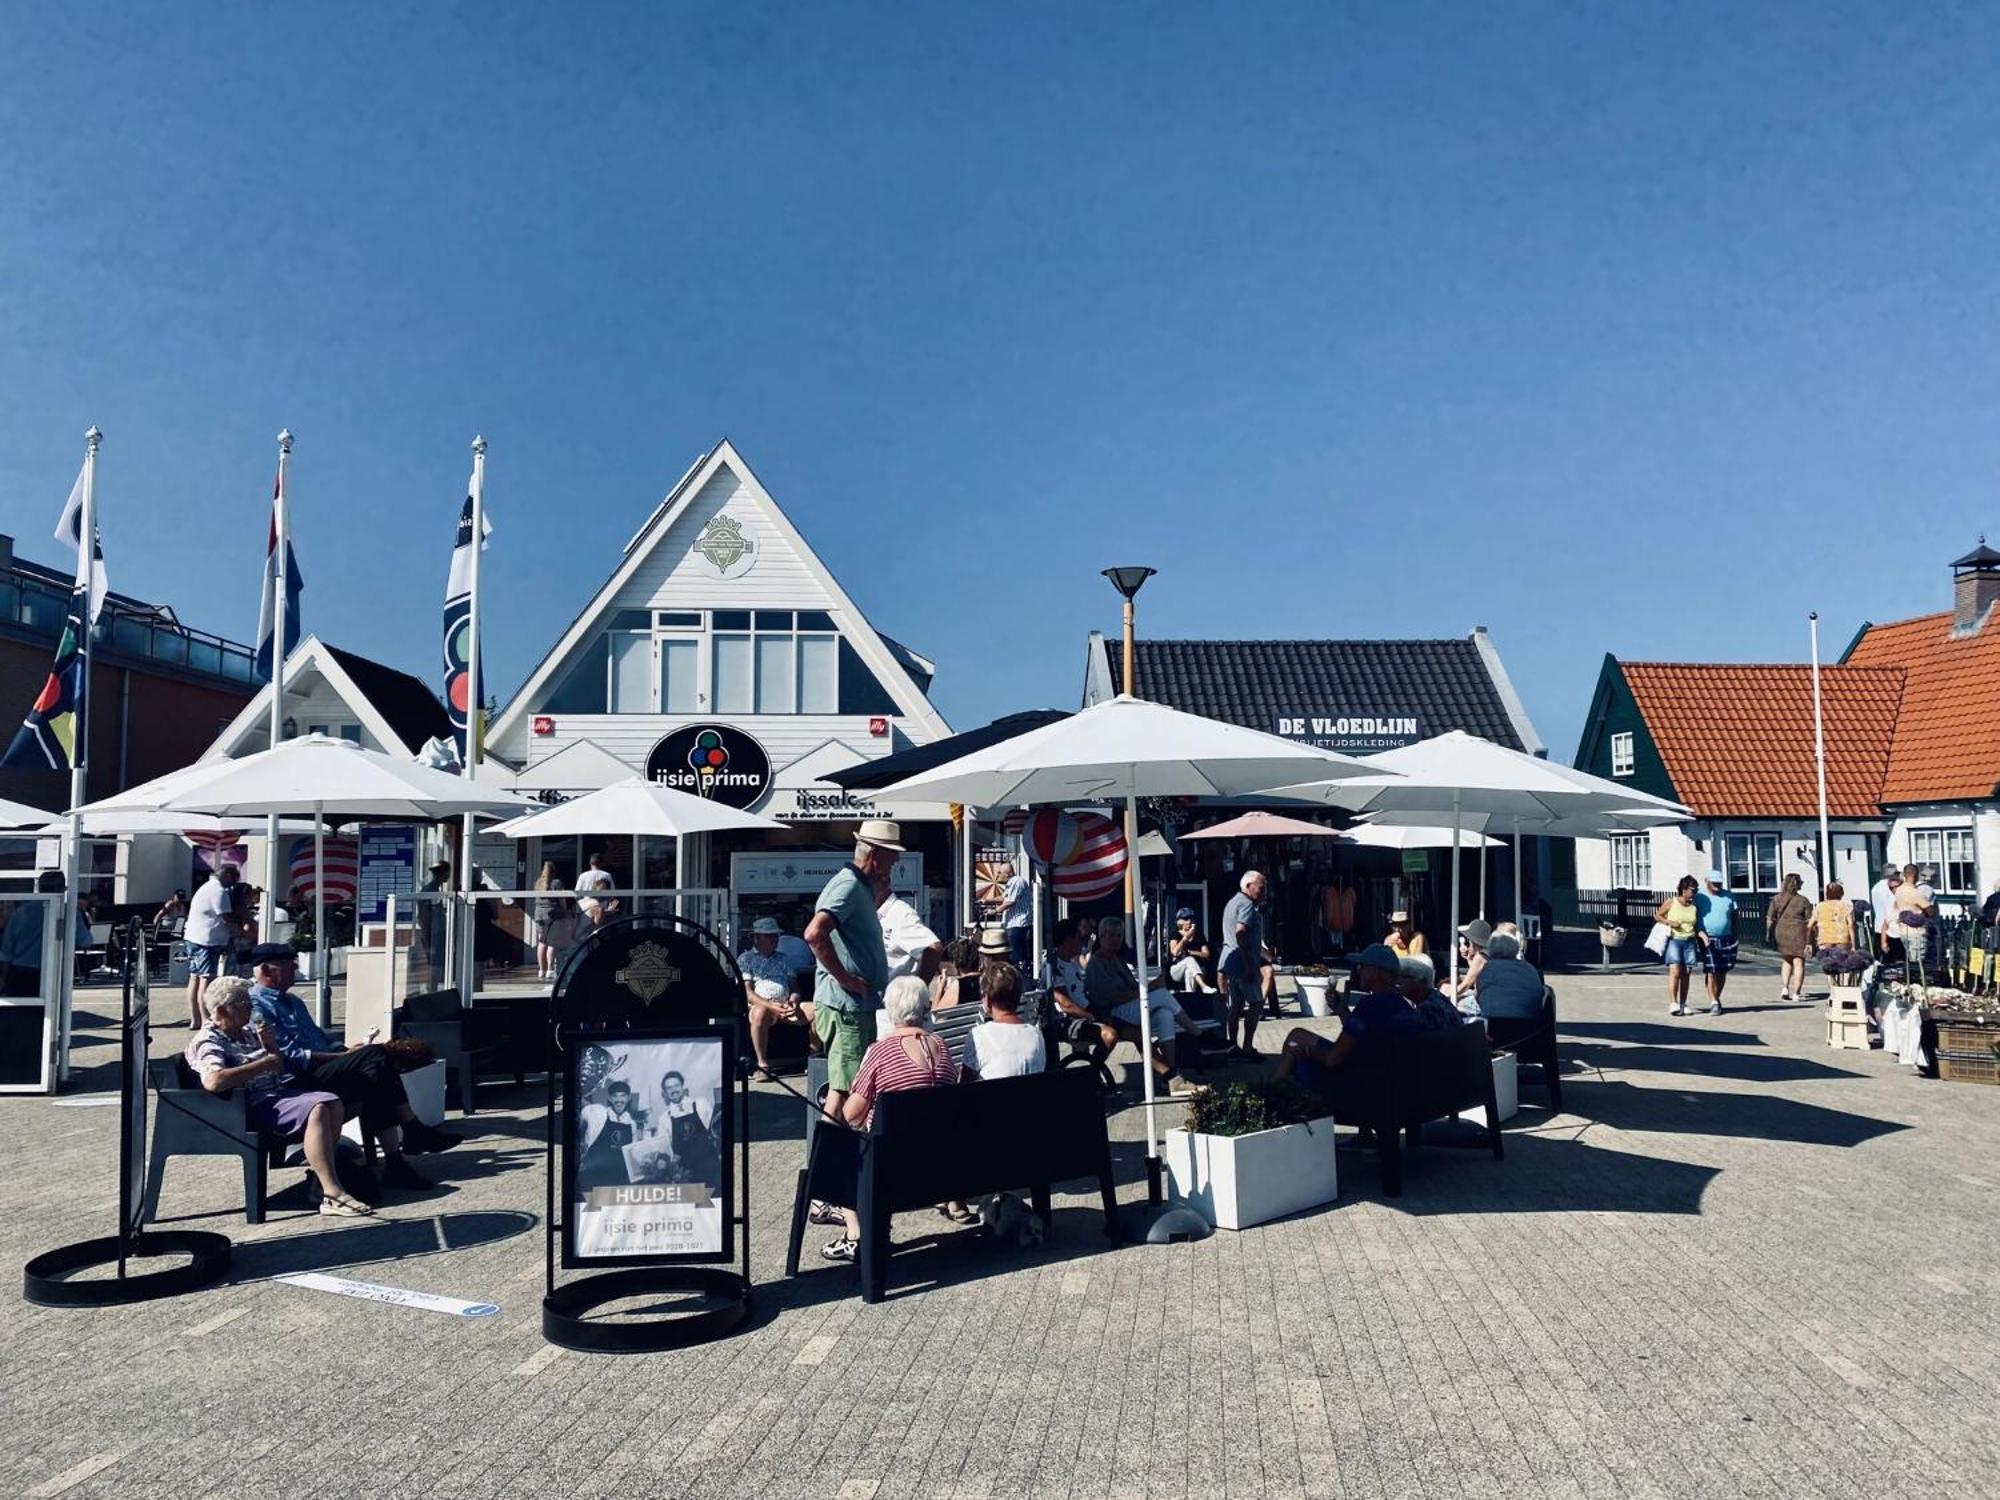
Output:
[1449, 787, 1463, 992]
[314, 803, 329, 1028]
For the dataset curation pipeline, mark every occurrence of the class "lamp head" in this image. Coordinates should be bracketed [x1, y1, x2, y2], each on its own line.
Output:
[1101, 566, 1156, 601]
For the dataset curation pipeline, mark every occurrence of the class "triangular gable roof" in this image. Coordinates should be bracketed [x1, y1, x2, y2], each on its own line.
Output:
[503, 737, 636, 792]
[773, 739, 875, 787]
[1844, 609, 2000, 804]
[488, 439, 950, 747]
[205, 636, 444, 760]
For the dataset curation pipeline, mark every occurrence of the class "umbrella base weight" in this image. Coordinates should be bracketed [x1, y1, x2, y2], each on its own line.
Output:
[542, 1267, 751, 1352]
[23, 1231, 232, 1307]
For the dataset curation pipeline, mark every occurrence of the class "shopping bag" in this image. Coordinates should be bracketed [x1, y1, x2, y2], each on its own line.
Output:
[1642, 921, 1671, 957]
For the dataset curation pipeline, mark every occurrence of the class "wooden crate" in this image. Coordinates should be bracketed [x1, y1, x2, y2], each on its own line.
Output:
[1935, 1017, 2000, 1085]
[1938, 1051, 1998, 1085]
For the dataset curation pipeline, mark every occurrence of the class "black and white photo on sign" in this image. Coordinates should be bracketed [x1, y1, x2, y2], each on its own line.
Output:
[571, 1036, 726, 1260]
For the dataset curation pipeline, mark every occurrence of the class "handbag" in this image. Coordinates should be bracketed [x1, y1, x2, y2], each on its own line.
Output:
[1643, 921, 1671, 957]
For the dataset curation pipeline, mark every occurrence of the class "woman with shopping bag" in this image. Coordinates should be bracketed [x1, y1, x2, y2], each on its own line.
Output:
[1652, 876, 1703, 1017]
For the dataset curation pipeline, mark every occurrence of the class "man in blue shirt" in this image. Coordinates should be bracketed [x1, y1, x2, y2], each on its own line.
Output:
[1272, 943, 1421, 1096]
[1218, 871, 1273, 1059]
[247, 943, 454, 1185]
[1692, 871, 1737, 1015]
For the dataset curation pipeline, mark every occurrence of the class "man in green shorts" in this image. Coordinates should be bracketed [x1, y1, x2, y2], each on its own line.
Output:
[805, 819, 901, 1116]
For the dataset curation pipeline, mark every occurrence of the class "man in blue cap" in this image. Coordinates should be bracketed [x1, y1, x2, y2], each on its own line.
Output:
[1270, 942, 1422, 1096]
[1693, 871, 1738, 1015]
[246, 942, 455, 1187]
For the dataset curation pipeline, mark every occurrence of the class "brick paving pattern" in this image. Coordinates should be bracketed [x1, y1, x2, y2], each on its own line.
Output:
[3, 968, 1998, 1498]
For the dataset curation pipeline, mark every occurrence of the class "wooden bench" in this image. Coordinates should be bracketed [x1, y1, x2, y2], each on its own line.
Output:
[785, 1061, 1120, 1302]
[1483, 984, 1561, 1114]
[1322, 1023, 1504, 1196]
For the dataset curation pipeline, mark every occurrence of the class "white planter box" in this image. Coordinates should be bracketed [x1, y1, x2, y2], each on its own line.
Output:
[1296, 978, 1331, 1017]
[341, 1060, 447, 1141]
[1164, 1116, 1338, 1230]
[1458, 1050, 1517, 1125]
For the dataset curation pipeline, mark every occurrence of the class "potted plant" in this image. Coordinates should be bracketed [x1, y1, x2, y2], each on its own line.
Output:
[1292, 965, 1333, 1017]
[1164, 1078, 1338, 1230]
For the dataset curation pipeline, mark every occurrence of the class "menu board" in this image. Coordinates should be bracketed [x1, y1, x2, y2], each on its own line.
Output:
[356, 827, 417, 922]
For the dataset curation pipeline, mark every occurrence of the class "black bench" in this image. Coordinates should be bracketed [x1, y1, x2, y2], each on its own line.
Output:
[786, 1061, 1120, 1302]
[141, 1057, 304, 1225]
[1323, 1024, 1503, 1196]
[801, 999, 986, 1146]
[1485, 985, 1561, 1114]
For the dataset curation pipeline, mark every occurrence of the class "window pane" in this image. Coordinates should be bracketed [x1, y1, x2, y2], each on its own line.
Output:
[754, 611, 793, 629]
[658, 638, 697, 714]
[656, 611, 700, 628]
[713, 610, 750, 630]
[610, 633, 652, 713]
[713, 634, 752, 713]
[756, 634, 795, 713]
[1754, 835, 1779, 893]
[798, 610, 835, 630]
[609, 609, 651, 630]
[799, 635, 837, 713]
[1724, 836, 1752, 892]
[546, 636, 612, 713]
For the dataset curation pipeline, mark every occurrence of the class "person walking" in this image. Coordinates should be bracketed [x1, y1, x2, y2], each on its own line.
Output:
[183, 861, 251, 1028]
[1694, 870, 1737, 1014]
[531, 861, 572, 981]
[1217, 870, 1272, 1059]
[1868, 862, 1903, 966]
[1892, 863, 1936, 979]
[1656, 876, 1702, 1016]
[1765, 873, 1813, 1002]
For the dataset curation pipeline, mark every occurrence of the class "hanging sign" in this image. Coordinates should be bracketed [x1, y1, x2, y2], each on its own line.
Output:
[1401, 849, 1430, 874]
[645, 725, 773, 810]
[730, 850, 923, 896]
[1272, 715, 1421, 753]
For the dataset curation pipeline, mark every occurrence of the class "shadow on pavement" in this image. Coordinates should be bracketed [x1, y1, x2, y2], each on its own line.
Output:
[225, 1208, 539, 1283]
[1337, 1132, 1721, 1216]
[1564, 1042, 1861, 1086]
[1558, 1020, 1769, 1049]
[1567, 1078, 1910, 1148]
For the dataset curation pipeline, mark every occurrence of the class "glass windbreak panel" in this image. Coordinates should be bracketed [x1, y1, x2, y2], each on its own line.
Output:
[111, 614, 149, 654]
[658, 637, 698, 714]
[545, 636, 611, 714]
[756, 634, 795, 713]
[799, 635, 837, 712]
[797, 610, 835, 630]
[20, 588, 66, 632]
[152, 627, 189, 665]
[713, 610, 750, 630]
[223, 647, 256, 682]
[713, 633, 753, 713]
[610, 632, 652, 713]
[187, 639, 221, 675]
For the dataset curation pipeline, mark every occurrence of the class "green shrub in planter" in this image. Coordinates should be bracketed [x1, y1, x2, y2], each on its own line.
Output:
[1184, 1078, 1320, 1139]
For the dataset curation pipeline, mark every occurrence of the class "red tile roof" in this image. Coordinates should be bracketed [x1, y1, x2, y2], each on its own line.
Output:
[1843, 610, 2000, 804]
[1621, 663, 1905, 819]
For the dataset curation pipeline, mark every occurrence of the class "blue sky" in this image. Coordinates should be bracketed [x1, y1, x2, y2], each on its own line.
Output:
[4, 3, 1998, 761]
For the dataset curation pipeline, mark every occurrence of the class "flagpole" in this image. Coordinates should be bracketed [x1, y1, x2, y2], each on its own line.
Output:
[457, 436, 486, 1002]
[263, 429, 292, 942]
[1810, 611, 1832, 896]
[56, 426, 101, 1085]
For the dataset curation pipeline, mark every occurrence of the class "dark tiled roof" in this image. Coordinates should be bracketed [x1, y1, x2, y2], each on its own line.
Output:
[324, 645, 452, 752]
[1108, 639, 1529, 750]
[1621, 663, 1905, 818]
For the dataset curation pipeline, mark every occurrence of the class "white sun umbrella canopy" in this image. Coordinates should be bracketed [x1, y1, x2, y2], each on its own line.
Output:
[0, 796, 55, 830]
[1342, 821, 1502, 851]
[1275, 731, 1691, 986]
[487, 776, 783, 890]
[877, 694, 1383, 1200]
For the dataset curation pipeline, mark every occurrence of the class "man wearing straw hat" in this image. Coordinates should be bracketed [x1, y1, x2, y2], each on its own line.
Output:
[805, 819, 902, 1117]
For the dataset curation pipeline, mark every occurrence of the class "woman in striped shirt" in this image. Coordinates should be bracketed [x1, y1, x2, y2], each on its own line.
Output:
[821, 975, 957, 1263]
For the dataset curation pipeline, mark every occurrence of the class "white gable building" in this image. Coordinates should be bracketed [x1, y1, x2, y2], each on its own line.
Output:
[485, 440, 958, 928]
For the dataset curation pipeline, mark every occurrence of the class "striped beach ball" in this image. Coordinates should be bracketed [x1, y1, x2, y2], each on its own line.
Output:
[1052, 812, 1128, 901]
[1024, 808, 1082, 870]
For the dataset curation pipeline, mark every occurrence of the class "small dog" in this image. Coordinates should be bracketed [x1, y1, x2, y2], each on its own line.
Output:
[980, 1192, 1046, 1248]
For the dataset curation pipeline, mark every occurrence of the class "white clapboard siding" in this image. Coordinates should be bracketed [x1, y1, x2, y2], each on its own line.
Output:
[609, 467, 828, 614]
[521, 715, 905, 777]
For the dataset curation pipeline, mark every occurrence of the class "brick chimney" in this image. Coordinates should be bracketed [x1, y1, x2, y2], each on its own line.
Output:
[1953, 538, 2000, 635]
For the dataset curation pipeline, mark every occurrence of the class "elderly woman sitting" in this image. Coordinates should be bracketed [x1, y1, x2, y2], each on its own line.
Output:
[820, 974, 960, 1263]
[1396, 952, 1463, 1031]
[183, 976, 373, 1217]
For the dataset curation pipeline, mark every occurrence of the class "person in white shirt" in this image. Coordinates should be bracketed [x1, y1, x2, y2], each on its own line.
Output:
[182, 862, 248, 1028]
[1001, 865, 1033, 966]
[575, 852, 617, 928]
[959, 961, 1045, 1079]
[874, 869, 942, 986]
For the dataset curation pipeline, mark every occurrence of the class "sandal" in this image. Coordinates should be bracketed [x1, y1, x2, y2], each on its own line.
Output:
[318, 1194, 375, 1218]
[939, 1203, 979, 1226]
[820, 1235, 858, 1263]
[808, 1200, 844, 1227]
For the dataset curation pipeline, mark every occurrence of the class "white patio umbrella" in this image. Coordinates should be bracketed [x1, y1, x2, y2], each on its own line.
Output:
[0, 796, 53, 830]
[488, 776, 783, 889]
[1344, 821, 1502, 850]
[1274, 731, 1690, 988]
[30, 811, 336, 838]
[877, 695, 1381, 1200]
[1174, 810, 1345, 842]
[143, 735, 532, 1023]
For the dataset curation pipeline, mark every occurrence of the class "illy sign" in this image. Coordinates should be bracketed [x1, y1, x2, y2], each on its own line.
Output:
[644, 724, 774, 810]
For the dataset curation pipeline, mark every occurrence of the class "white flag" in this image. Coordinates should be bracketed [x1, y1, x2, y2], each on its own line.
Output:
[52, 461, 108, 626]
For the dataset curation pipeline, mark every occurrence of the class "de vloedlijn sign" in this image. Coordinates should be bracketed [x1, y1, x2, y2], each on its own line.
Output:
[1272, 714, 1421, 754]
[645, 724, 774, 810]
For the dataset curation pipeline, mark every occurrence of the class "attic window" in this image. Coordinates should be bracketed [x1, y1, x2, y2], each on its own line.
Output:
[1610, 732, 1635, 777]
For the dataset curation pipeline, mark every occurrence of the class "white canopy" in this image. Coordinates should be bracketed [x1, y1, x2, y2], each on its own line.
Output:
[1176, 810, 1345, 842]
[0, 796, 55, 830]
[877, 695, 1378, 808]
[1345, 821, 1502, 850]
[27, 812, 336, 838]
[142, 735, 531, 821]
[488, 778, 783, 840]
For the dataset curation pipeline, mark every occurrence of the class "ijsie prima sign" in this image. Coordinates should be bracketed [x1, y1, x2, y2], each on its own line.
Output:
[644, 725, 773, 810]
[1272, 715, 1421, 753]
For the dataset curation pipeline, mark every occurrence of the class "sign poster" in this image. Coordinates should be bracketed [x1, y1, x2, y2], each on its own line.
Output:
[730, 850, 923, 897]
[356, 827, 417, 922]
[1272, 714, 1421, 754]
[1401, 849, 1430, 874]
[644, 724, 773, 810]
[565, 1031, 732, 1265]
[974, 843, 1016, 922]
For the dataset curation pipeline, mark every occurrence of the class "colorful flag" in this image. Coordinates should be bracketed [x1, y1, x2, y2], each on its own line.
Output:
[255, 469, 303, 681]
[2, 463, 98, 772]
[442, 475, 491, 762]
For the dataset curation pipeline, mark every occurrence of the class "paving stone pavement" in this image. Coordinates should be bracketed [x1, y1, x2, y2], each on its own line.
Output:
[3, 968, 1998, 1499]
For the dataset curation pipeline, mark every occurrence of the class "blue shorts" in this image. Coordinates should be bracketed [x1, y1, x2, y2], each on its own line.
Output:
[1661, 936, 1700, 968]
[187, 943, 232, 979]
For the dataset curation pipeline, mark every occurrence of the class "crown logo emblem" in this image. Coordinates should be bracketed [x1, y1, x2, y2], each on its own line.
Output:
[692, 515, 753, 572]
[615, 942, 680, 1003]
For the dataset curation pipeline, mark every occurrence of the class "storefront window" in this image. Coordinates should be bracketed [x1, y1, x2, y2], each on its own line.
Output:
[1908, 828, 1976, 895]
[1722, 832, 1780, 893]
[713, 633, 753, 713]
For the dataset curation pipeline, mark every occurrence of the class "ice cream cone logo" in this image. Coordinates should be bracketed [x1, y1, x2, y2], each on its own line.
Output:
[687, 729, 729, 798]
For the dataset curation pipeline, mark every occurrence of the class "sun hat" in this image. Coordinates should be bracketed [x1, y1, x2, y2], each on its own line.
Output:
[1456, 918, 1493, 948]
[977, 926, 1011, 958]
[857, 818, 905, 852]
[750, 917, 783, 936]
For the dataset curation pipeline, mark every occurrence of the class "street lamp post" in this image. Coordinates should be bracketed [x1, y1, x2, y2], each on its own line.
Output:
[1102, 565, 1163, 1202]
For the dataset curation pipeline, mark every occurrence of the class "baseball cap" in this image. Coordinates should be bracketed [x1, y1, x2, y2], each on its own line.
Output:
[1351, 942, 1403, 974]
[1705, 869, 1724, 883]
[1174, 907, 1196, 921]
[248, 941, 297, 964]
